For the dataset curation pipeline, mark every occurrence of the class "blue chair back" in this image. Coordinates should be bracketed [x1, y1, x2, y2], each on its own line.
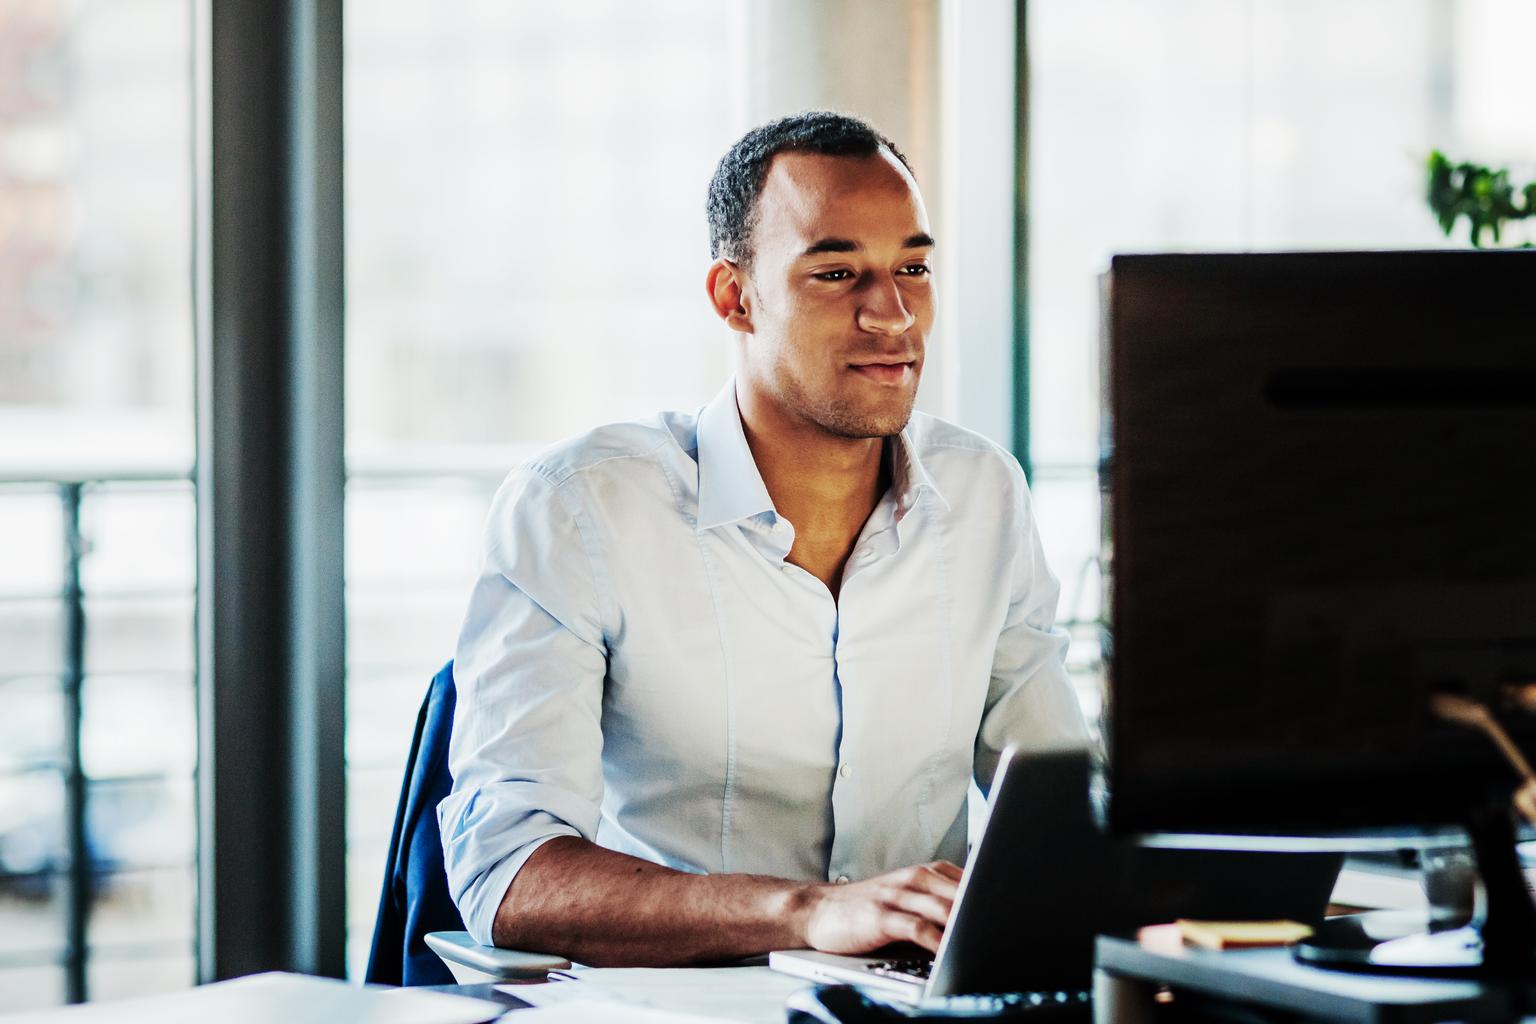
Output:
[365, 661, 467, 986]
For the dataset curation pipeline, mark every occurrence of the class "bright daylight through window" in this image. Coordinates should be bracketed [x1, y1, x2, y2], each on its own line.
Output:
[0, 0, 195, 1009]
[2, 0, 1533, 1009]
[1027, 0, 1536, 721]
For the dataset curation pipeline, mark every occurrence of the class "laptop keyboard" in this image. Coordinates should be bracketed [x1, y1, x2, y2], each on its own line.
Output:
[860, 960, 1090, 1020]
[868, 957, 933, 982]
[910, 991, 1092, 1018]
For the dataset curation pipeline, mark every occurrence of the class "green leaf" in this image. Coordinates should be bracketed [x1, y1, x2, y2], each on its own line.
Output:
[1424, 152, 1536, 248]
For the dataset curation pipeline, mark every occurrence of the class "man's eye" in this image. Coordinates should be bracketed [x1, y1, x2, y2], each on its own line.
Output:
[901, 264, 931, 277]
[814, 269, 854, 282]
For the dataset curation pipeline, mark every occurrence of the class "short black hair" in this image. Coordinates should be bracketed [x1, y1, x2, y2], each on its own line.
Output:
[706, 111, 913, 268]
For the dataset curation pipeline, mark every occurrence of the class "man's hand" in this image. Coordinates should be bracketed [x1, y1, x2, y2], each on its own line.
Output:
[800, 861, 964, 955]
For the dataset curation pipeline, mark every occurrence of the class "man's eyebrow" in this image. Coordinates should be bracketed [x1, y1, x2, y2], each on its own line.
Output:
[798, 233, 936, 258]
[801, 237, 861, 257]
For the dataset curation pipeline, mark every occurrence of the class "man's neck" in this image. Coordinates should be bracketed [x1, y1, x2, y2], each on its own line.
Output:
[736, 392, 891, 596]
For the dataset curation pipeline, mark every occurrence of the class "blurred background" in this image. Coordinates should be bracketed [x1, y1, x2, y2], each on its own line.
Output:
[1, 0, 1533, 1009]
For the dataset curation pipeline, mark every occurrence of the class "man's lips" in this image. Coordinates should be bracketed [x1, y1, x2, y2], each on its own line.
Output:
[848, 359, 916, 384]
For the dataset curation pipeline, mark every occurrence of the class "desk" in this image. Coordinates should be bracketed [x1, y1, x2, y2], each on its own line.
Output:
[423, 982, 531, 1019]
[425, 966, 806, 1024]
[1095, 933, 1536, 1024]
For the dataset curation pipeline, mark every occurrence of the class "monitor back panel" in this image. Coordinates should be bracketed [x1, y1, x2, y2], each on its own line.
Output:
[1103, 251, 1536, 834]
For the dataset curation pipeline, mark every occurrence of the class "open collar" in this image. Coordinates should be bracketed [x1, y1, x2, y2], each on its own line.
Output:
[695, 379, 952, 532]
[695, 381, 777, 532]
[888, 421, 951, 517]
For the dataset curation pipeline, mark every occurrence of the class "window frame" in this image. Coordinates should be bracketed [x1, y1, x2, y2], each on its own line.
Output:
[194, 0, 347, 981]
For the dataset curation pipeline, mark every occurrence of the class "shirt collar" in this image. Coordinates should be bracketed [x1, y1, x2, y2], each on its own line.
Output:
[888, 422, 951, 516]
[694, 379, 952, 532]
[695, 380, 777, 532]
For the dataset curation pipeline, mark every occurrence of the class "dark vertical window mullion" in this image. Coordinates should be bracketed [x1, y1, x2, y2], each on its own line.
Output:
[196, 0, 346, 982]
[284, 0, 347, 975]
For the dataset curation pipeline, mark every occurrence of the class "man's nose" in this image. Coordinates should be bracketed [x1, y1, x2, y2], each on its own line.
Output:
[856, 274, 917, 336]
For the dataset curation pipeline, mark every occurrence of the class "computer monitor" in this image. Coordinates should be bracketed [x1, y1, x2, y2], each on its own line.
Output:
[1099, 251, 1536, 976]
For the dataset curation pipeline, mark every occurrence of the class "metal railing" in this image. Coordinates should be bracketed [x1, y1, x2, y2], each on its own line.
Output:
[0, 461, 508, 1001]
[0, 471, 194, 1004]
[60, 481, 88, 1005]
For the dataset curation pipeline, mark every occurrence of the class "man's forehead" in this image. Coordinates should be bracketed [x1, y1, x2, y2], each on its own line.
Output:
[756, 149, 929, 249]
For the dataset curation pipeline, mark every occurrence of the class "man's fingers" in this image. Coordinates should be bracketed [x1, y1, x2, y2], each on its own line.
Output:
[901, 863, 961, 900]
[927, 860, 964, 883]
[887, 910, 945, 954]
[888, 889, 953, 927]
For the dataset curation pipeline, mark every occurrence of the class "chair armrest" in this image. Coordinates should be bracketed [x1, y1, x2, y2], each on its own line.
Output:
[424, 931, 571, 984]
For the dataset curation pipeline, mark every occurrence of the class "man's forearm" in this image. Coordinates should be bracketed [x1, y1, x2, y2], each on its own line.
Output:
[492, 835, 818, 966]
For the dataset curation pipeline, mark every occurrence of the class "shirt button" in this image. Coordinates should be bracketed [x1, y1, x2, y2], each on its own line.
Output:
[781, 563, 795, 574]
[838, 762, 851, 779]
[835, 875, 851, 885]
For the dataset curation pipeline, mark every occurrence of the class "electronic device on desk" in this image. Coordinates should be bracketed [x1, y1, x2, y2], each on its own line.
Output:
[786, 984, 1092, 1024]
[1101, 250, 1536, 979]
[771, 747, 1339, 1010]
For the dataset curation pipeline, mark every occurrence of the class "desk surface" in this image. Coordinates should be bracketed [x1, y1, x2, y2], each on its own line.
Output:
[1096, 932, 1535, 1024]
[423, 966, 805, 1024]
[423, 982, 531, 1017]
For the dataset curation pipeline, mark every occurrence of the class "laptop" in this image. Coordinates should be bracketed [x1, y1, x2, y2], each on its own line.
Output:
[769, 746, 1341, 999]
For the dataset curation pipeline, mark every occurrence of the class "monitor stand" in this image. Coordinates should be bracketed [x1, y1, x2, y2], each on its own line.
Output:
[1295, 799, 1536, 977]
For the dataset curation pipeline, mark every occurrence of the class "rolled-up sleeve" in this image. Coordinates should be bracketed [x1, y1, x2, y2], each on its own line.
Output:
[438, 466, 610, 946]
[975, 478, 1089, 791]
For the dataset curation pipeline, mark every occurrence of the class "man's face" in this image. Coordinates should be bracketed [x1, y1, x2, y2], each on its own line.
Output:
[734, 149, 934, 439]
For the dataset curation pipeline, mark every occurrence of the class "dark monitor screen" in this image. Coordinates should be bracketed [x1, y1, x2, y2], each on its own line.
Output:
[1100, 251, 1536, 839]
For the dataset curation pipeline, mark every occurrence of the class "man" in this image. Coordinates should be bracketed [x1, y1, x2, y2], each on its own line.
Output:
[440, 112, 1086, 967]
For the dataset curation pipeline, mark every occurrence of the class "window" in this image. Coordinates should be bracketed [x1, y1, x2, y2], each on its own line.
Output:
[0, 0, 195, 1008]
[1027, 0, 1536, 721]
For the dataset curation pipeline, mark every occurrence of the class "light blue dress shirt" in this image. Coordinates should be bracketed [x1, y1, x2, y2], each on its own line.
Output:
[440, 381, 1088, 946]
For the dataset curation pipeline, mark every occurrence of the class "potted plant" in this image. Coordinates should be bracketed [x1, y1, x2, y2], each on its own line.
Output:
[1425, 151, 1536, 248]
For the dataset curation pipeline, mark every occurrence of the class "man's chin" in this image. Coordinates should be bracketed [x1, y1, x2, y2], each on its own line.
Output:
[819, 398, 918, 439]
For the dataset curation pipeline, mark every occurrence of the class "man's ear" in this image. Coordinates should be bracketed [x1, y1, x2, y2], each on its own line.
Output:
[705, 258, 753, 334]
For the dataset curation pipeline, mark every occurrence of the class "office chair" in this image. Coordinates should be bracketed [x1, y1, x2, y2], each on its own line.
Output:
[365, 660, 568, 985]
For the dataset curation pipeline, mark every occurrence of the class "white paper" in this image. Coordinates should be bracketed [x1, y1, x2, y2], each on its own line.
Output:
[3, 972, 506, 1024]
[501, 967, 806, 1024]
[496, 1004, 743, 1024]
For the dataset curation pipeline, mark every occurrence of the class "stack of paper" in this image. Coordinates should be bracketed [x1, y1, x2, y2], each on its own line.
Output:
[502, 966, 807, 1024]
[3, 972, 506, 1024]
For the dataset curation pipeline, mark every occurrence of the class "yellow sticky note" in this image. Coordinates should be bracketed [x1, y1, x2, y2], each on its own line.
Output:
[1176, 919, 1314, 950]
